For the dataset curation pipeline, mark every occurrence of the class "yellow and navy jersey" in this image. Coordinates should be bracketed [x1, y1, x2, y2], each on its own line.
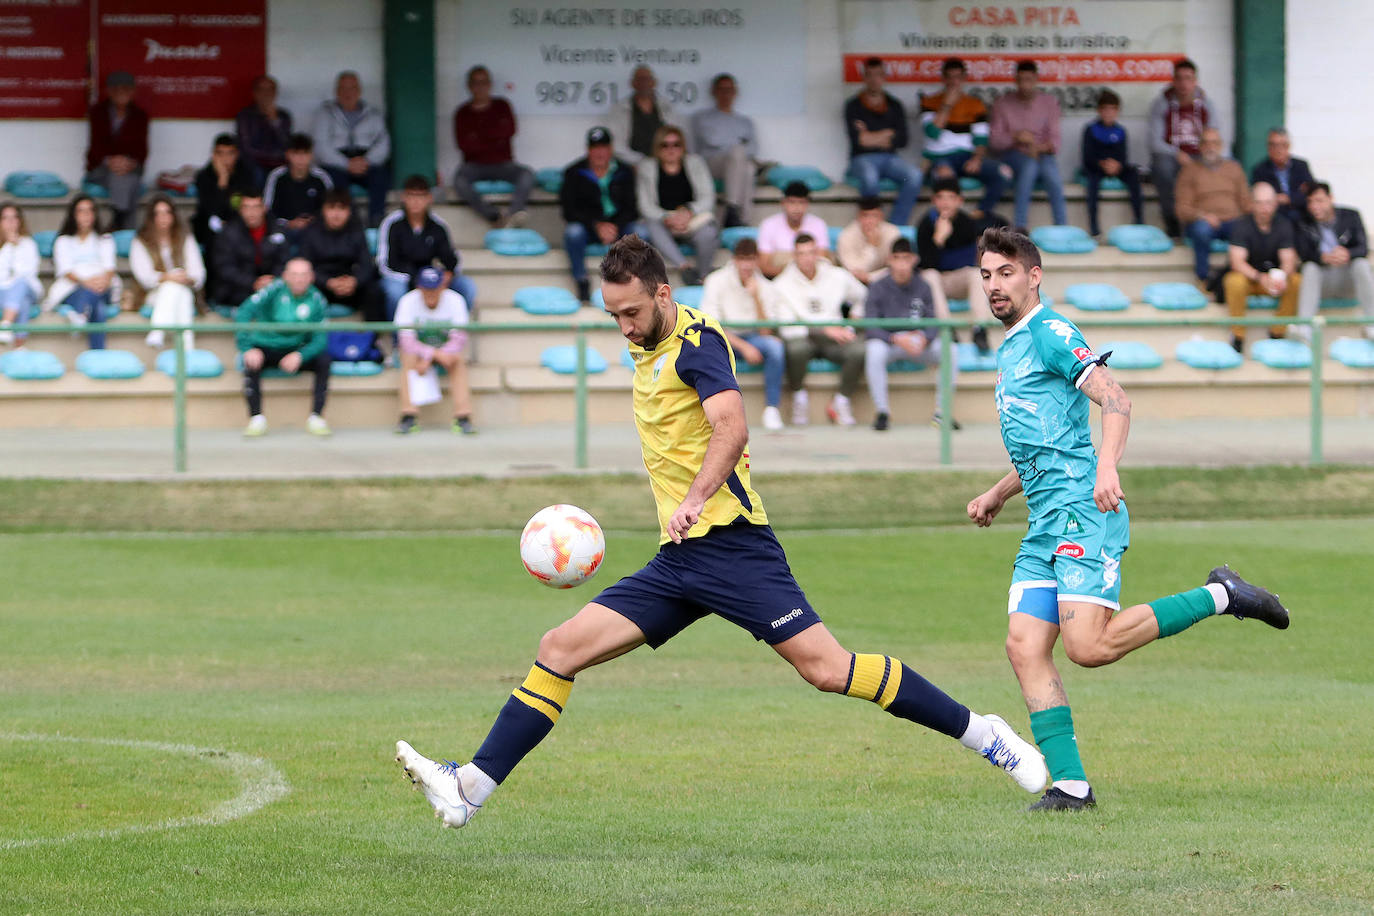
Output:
[626, 303, 768, 544]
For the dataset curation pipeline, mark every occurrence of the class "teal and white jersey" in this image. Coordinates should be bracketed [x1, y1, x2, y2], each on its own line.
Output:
[994, 303, 1104, 519]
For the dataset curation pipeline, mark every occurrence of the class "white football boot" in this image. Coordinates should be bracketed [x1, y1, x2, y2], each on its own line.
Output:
[395, 740, 481, 828]
[979, 715, 1049, 794]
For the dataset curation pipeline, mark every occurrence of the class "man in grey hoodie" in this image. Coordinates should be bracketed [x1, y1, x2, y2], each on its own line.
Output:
[313, 71, 392, 226]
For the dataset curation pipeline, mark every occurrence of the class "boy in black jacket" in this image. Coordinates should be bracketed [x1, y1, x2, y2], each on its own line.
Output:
[1080, 90, 1144, 236]
[300, 189, 384, 321]
[211, 191, 289, 308]
[376, 174, 476, 319]
[560, 127, 645, 301]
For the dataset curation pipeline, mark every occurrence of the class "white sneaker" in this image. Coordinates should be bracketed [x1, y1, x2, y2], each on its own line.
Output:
[827, 393, 856, 426]
[62, 308, 88, 328]
[145, 329, 165, 349]
[395, 740, 481, 828]
[0, 328, 12, 346]
[790, 390, 809, 426]
[1287, 323, 1311, 343]
[762, 405, 784, 431]
[978, 714, 1048, 794]
[243, 414, 268, 438]
[306, 414, 332, 437]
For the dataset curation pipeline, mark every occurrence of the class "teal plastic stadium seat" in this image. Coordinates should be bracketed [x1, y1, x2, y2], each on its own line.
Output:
[1175, 338, 1243, 370]
[34, 230, 57, 258]
[888, 359, 927, 372]
[720, 226, 758, 250]
[1030, 225, 1096, 254]
[1320, 297, 1360, 310]
[0, 349, 64, 380]
[1107, 224, 1172, 253]
[947, 298, 970, 313]
[365, 228, 378, 255]
[541, 345, 607, 374]
[76, 349, 144, 379]
[584, 243, 610, 257]
[765, 165, 832, 192]
[844, 171, 899, 192]
[1073, 169, 1126, 190]
[1064, 283, 1129, 311]
[807, 358, 840, 372]
[1210, 237, 1231, 254]
[956, 342, 998, 372]
[154, 349, 223, 378]
[324, 303, 354, 318]
[591, 288, 605, 309]
[82, 181, 110, 199]
[1329, 336, 1374, 368]
[1142, 282, 1207, 310]
[536, 168, 563, 194]
[485, 228, 549, 256]
[1097, 340, 1162, 370]
[827, 225, 842, 250]
[620, 348, 636, 370]
[472, 179, 515, 195]
[897, 225, 915, 242]
[959, 176, 984, 193]
[331, 360, 384, 376]
[675, 285, 704, 308]
[140, 304, 154, 318]
[5, 170, 69, 198]
[112, 229, 135, 258]
[514, 286, 580, 316]
[1251, 338, 1311, 369]
[351, 184, 369, 198]
[1247, 295, 1279, 310]
[212, 305, 236, 319]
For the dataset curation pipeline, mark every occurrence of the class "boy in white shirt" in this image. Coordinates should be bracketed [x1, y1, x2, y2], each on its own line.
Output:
[393, 267, 476, 435]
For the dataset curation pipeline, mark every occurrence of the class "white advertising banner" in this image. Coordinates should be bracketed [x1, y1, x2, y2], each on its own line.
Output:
[450, 3, 807, 117]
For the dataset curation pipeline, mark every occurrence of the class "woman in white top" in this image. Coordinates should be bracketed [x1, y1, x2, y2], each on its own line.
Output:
[635, 124, 719, 285]
[0, 202, 43, 345]
[46, 194, 119, 350]
[129, 193, 204, 350]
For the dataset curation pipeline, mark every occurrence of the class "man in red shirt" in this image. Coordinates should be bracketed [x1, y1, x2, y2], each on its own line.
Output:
[84, 71, 149, 230]
[450, 66, 535, 228]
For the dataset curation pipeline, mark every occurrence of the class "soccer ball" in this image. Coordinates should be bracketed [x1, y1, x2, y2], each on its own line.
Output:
[519, 504, 606, 589]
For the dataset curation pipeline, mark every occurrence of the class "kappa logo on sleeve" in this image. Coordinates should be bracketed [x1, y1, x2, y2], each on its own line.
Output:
[1042, 318, 1078, 343]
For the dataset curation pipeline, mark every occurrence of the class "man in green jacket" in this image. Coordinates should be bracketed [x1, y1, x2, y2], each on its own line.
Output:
[237, 257, 332, 437]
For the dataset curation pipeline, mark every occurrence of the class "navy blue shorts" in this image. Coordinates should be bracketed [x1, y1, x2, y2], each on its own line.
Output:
[593, 522, 823, 648]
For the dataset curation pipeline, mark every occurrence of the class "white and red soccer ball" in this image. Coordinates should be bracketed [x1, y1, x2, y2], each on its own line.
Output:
[519, 504, 606, 589]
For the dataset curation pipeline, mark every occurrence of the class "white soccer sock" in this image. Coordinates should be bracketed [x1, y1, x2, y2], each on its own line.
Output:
[958, 712, 993, 751]
[461, 763, 498, 805]
[1205, 582, 1230, 613]
[1052, 779, 1091, 799]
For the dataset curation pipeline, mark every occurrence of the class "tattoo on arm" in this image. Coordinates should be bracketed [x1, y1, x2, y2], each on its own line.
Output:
[1082, 366, 1132, 416]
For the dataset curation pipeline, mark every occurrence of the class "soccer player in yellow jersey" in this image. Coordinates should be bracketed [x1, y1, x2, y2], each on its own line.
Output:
[396, 237, 1048, 828]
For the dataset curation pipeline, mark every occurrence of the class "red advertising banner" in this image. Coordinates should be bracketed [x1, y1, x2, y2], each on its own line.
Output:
[96, 0, 265, 119]
[0, 0, 91, 119]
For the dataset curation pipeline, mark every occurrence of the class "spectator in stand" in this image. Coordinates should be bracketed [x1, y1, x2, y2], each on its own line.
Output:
[1294, 182, 1374, 341]
[637, 124, 719, 286]
[211, 190, 288, 309]
[130, 194, 205, 351]
[300, 189, 383, 321]
[1176, 128, 1251, 282]
[836, 197, 901, 284]
[1251, 128, 1314, 223]
[757, 181, 830, 279]
[1223, 181, 1300, 353]
[236, 75, 293, 181]
[83, 71, 148, 230]
[698, 237, 785, 431]
[236, 257, 331, 438]
[312, 71, 391, 226]
[192, 132, 256, 250]
[864, 238, 958, 431]
[845, 57, 923, 227]
[1080, 89, 1144, 237]
[919, 57, 1011, 219]
[772, 234, 867, 426]
[1149, 58, 1218, 238]
[916, 178, 994, 352]
[0, 203, 41, 346]
[990, 61, 1068, 231]
[264, 133, 333, 237]
[690, 73, 760, 228]
[451, 65, 535, 228]
[377, 174, 475, 319]
[393, 267, 476, 436]
[560, 127, 645, 302]
[46, 195, 118, 349]
[610, 66, 678, 165]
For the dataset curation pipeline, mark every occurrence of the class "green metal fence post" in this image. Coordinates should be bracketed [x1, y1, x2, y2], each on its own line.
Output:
[574, 328, 589, 469]
[1310, 316, 1325, 466]
[173, 328, 188, 473]
[938, 324, 954, 466]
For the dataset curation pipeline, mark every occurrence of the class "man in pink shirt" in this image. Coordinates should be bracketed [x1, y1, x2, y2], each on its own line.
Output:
[757, 181, 831, 278]
[990, 61, 1068, 230]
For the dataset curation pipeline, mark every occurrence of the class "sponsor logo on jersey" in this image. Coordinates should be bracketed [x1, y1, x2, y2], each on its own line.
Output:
[1063, 511, 1082, 535]
[295, 303, 311, 320]
[1055, 542, 1085, 558]
[1061, 567, 1086, 590]
[1013, 355, 1034, 379]
[1073, 346, 1096, 364]
[652, 354, 667, 380]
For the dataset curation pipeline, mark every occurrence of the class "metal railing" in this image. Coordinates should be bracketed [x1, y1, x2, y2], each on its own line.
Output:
[11, 313, 1370, 472]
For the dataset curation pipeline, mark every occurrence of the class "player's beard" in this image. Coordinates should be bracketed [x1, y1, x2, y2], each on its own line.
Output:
[641, 305, 670, 348]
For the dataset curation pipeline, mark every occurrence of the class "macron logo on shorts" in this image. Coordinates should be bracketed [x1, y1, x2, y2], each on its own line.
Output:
[771, 608, 804, 629]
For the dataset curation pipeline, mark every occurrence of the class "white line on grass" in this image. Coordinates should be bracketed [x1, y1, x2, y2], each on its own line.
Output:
[0, 733, 290, 850]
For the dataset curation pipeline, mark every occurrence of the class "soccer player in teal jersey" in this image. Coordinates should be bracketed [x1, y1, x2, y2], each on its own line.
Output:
[967, 227, 1291, 811]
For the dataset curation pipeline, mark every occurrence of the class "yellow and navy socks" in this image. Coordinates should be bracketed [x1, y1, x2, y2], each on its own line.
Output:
[844, 653, 969, 738]
[471, 662, 574, 784]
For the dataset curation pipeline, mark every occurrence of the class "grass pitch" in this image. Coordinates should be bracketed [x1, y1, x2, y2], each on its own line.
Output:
[2, 515, 1373, 914]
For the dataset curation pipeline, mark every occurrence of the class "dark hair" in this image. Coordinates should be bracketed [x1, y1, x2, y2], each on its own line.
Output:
[58, 194, 104, 237]
[942, 58, 965, 75]
[931, 177, 962, 197]
[287, 132, 313, 152]
[1174, 57, 1197, 75]
[793, 233, 816, 247]
[237, 187, 264, 203]
[863, 56, 884, 71]
[466, 65, 490, 86]
[402, 174, 431, 192]
[711, 73, 735, 91]
[732, 237, 758, 257]
[1096, 89, 1121, 108]
[322, 188, 353, 207]
[1309, 181, 1332, 197]
[212, 132, 238, 149]
[600, 235, 669, 298]
[857, 196, 883, 212]
[1016, 60, 1038, 75]
[782, 180, 810, 199]
[890, 237, 913, 255]
[978, 226, 1041, 272]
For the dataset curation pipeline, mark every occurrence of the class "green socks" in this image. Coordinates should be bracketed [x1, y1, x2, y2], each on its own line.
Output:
[1149, 587, 1218, 638]
[1030, 705, 1086, 783]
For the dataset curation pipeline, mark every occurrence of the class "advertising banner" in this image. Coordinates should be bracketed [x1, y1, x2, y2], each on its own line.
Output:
[0, 0, 91, 119]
